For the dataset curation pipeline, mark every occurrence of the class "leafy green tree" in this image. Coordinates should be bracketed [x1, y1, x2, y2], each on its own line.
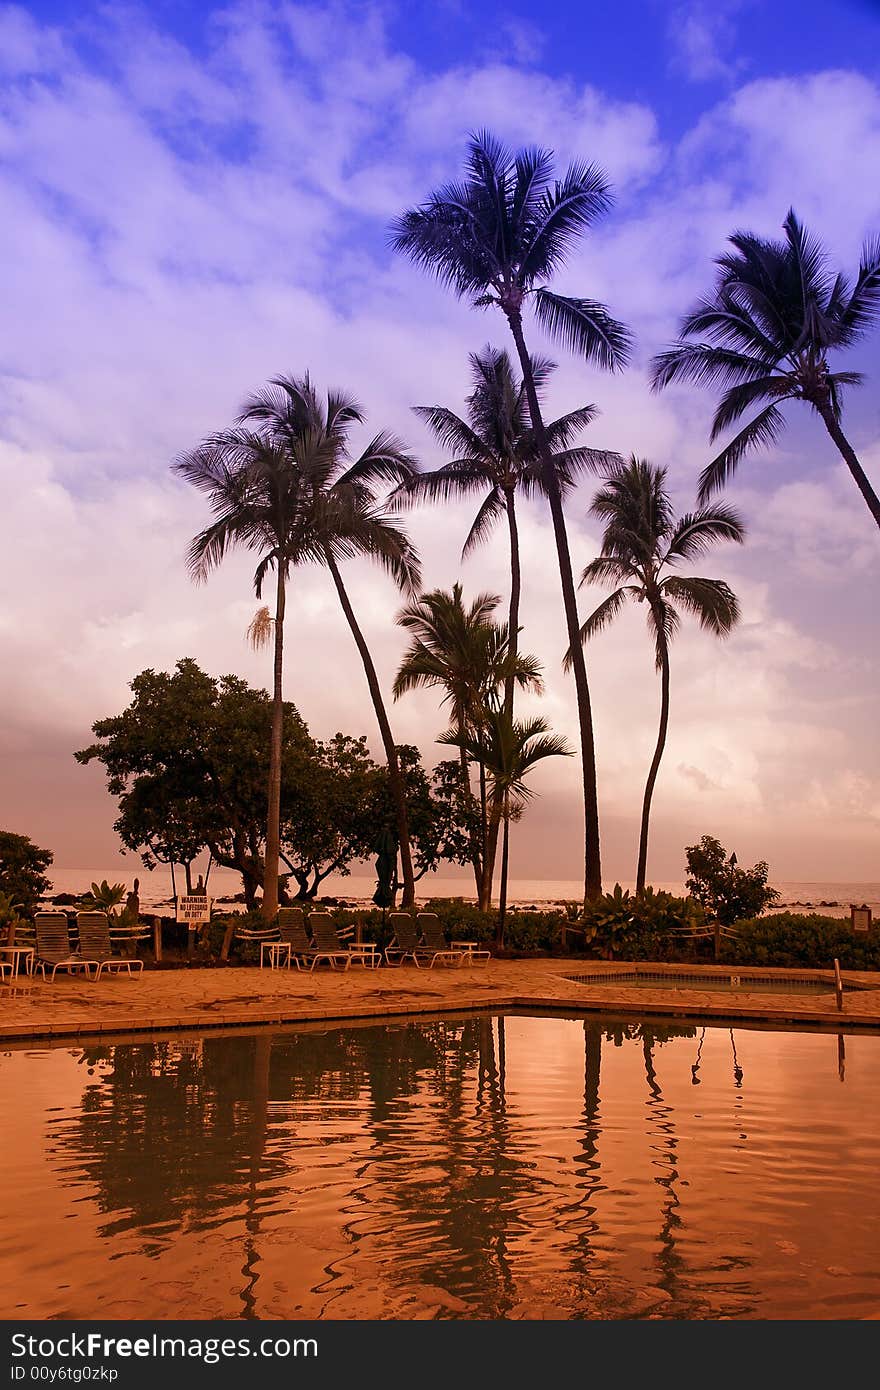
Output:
[392, 131, 632, 901]
[76, 660, 310, 910]
[571, 459, 744, 893]
[650, 209, 880, 528]
[685, 835, 780, 927]
[0, 830, 53, 915]
[236, 374, 421, 907]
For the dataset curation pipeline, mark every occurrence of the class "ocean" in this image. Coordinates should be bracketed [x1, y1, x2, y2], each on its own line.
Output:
[46, 865, 880, 918]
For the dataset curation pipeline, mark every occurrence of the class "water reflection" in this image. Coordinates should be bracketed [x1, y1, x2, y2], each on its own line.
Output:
[1, 1016, 877, 1320]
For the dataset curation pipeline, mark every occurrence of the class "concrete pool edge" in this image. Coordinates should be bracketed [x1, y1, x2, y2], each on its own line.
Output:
[3, 958, 880, 1043]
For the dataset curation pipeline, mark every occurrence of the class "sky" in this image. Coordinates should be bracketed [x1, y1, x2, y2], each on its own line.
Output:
[0, 0, 878, 889]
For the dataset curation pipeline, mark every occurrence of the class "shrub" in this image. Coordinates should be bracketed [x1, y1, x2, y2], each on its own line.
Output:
[685, 835, 779, 925]
[722, 913, 880, 970]
[576, 885, 708, 961]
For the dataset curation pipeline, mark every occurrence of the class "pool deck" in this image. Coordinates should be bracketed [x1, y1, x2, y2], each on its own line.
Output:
[3, 958, 880, 1043]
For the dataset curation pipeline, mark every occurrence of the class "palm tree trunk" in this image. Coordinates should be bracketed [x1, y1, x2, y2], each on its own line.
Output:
[505, 307, 602, 902]
[481, 487, 521, 912]
[497, 792, 510, 947]
[636, 636, 670, 895]
[816, 403, 880, 530]
[503, 488, 521, 713]
[456, 708, 484, 899]
[324, 551, 417, 909]
[262, 565, 286, 919]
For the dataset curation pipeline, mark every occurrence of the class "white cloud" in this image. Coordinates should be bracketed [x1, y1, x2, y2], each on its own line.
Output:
[0, 2, 878, 884]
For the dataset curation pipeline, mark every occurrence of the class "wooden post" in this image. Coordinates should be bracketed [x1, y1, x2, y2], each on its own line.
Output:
[833, 957, 844, 1012]
[152, 915, 163, 963]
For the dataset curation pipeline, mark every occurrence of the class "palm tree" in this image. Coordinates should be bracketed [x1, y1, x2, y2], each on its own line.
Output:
[239, 374, 422, 909]
[569, 459, 744, 894]
[454, 712, 572, 944]
[393, 584, 542, 908]
[175, 431, 311, 918]
[175, 376, 421, 917]
[408, 345, 616, 711]
[391, 131, 632, 902]
[650, 209, 880, 528]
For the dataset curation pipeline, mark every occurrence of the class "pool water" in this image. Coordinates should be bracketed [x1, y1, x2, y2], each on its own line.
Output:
[1, 1015, 878, 1320]
[568, 970, 847, 995]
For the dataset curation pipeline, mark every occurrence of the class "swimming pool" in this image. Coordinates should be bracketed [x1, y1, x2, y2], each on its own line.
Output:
[1, 1014, 877, 1320]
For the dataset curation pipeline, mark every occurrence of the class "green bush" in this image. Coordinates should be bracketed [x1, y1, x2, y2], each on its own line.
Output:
[574, 885, 708, 961]
[420, 898, 494, 943]
[722, 913, 880, 970]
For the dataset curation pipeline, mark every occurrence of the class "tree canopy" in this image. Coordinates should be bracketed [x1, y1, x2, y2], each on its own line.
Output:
[76, 659, 475, 907]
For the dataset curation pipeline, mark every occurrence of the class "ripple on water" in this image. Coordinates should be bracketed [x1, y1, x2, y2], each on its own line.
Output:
[0, 1016, 878, 1319]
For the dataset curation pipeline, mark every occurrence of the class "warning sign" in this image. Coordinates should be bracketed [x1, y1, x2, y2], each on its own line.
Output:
[176, 895, 212, 924]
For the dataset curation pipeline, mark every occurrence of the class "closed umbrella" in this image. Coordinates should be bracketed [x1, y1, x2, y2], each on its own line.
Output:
[372, 826, 398, 945]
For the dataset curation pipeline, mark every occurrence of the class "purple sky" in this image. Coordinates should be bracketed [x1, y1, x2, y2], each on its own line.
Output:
[0, 1, 878, 886]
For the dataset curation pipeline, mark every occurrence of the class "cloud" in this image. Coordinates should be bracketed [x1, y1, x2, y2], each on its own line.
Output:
[667, 1, 748, 84]
[0, 2, 878, 884]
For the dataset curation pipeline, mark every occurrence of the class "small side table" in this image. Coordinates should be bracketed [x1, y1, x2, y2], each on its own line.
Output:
[260, 940, 291, 970]
[348, 944, 381, 969]
[455, 941, 482, 965]
[0, 945, 35, 978]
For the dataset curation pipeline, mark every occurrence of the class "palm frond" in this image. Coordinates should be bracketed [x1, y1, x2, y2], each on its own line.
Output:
[532, 288, 633, 370]
[462, 488, 505, 558]
[246, 605, 274, 650]
[665, 504, 746, 563]
[662, 576, 740, 636]
[563, 587, 628, 670]
[698, 404, 786, 500]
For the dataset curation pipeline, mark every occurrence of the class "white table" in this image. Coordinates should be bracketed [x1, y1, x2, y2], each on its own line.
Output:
[0, 945, 34, 978]
[260, 940, 291, 969]
[348, 944, 381, 969]
[455, 940, 486, 965]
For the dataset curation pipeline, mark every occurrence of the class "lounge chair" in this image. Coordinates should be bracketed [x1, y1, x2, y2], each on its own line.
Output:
[0, 959, 11, 982]
[277, 907, 314, 970]
[384, 912, 453, 967]
[76, 912, 145, 980]
[33, 912, 98, 981]
[306, 912, 353, 970]
[417, 913, 490, 966]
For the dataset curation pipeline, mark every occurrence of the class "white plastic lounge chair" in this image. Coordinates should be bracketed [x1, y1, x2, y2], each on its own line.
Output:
[34, 912, 98, 981]
[76, 912, 145, 980]
[417, 913, 490, 965]
[306, 912, 352, 970]
[277, 907, 314, 970]
[384, 913, 455, 967]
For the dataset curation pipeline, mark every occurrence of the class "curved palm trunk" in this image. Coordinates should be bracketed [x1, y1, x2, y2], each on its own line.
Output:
[262, 566, 286, 919]
[636, 636, 670, 895]
[324, 552, 416, 909]
[456, 703, 484, 899]
[816, 403, 880, 530]
[496, 791, 510, 947]
[506, 308, 602, 902]
[482, 488, 521, 915]
[503, 488, 521, 713]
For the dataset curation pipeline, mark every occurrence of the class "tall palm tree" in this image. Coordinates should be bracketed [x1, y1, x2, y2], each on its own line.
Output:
[408, 345, 616, 711]
[650, 209, 880, 528]
[239, 374, 422, 909]
[454, 712, 572, 944]
[391, 131, 632, 902]
[569, 459, 744, 894]
[393, 584, 542, 908]
[175, 433, 312, 918]
[175, 377, 421, 916]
